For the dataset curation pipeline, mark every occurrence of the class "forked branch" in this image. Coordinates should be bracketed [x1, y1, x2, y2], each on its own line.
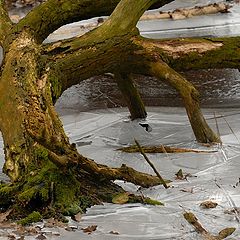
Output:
[15, 0, 174, 43]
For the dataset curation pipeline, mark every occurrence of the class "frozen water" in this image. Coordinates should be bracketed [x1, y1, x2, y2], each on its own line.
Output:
[58, 107, 240, 239]
[1, 0, 240, 239]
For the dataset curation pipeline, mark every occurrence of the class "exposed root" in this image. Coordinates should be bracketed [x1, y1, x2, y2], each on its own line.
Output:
[0, 149, 166, 223]
[118, 145, 217, 153]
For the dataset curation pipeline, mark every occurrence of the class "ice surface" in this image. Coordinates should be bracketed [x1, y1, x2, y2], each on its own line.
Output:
[55, 107, 240, 239]
[1, 107, 240, 239]
[1, 0, 240, 239]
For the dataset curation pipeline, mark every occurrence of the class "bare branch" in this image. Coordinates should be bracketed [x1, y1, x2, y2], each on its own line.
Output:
[14, 0, 121, 43]
[100, 0, 157, 34]
[15, 0, 174, 43]
[139, 36, 240, 71]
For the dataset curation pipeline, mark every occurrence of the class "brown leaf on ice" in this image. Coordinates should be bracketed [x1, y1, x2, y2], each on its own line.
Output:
[200, 200, 218, 209]
[0, 209, 12, 223]
[73, 212, 82, 222]
[81, 225, 97, 234]
[175, 169, 184, 179]
[7, 235, 16, 240]
[224, 207, 240, 215]
[218, 227, 236, 239]
[44, 218, 67, 228]
[109, 230, 120, 235]
[180, 188, 194, 193]
[36, 233, 47, 240]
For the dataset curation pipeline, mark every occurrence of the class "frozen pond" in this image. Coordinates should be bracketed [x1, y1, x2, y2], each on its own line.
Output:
[1, 0, 240, 239]
[2, 107, 240, 239]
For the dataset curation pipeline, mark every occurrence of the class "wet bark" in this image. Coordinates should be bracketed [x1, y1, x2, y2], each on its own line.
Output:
[0, 0, 235, 220]
[115, 73, 147, 119]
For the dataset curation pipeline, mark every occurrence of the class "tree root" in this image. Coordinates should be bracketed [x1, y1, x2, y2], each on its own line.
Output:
[0, 152, 167, 222]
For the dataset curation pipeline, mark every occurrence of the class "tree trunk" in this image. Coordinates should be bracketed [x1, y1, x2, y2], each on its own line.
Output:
[0, 27, 163, 220]
[0, 0, 233, 220]
[115, 72, 147, 119]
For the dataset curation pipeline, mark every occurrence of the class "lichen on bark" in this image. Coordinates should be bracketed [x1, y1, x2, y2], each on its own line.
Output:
[0, 0, 235, 223]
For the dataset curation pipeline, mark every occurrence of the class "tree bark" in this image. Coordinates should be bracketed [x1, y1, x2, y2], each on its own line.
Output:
[0, 0, 234, 220]
[115, 72, 147, 119]
[0, 0, 167, 220]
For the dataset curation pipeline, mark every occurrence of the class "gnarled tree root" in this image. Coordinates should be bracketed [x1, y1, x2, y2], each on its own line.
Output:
[0, 152, 166, 223]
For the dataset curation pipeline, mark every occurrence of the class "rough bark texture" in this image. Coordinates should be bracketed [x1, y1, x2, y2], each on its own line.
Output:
[115, 73, 147, 119]
[0, 0, 233, 220]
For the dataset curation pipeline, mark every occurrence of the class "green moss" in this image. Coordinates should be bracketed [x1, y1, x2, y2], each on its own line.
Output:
[49, 72, 62, 103]
[17, 211, 42, 225]
[63, 202, 82, 215]
[18, 186, 37, 203]
[0, 184, 19, 205]
[169, 36, 240, 71]
[144, 198, 164, 206]
[34, 147, 49, 161]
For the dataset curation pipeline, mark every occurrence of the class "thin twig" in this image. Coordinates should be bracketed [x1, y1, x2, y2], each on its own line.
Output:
[160, 144, 172, 161]
[134, 139, 169, 189]
[50, 182, 54, 208]
[206, 112, 240, 121]
[214, 112, 222, 145]
[222, 116, 240, 145]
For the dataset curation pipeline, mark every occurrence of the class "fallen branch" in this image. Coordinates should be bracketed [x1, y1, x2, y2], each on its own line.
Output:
[118, 145, 217, 153]
[141, 2, 231, 21]
[134, 139, 169, 189]
[183, 211, 236, 240]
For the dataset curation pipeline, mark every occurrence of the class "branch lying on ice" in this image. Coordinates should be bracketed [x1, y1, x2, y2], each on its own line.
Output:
[183, 211, 236, 240]
[141, 2, 231, 20]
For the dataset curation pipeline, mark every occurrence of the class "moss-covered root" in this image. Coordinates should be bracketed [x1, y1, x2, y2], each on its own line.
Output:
[149, 61, 221, 144]
[17, 211, 42, 226]
[0, 156, 167, 222]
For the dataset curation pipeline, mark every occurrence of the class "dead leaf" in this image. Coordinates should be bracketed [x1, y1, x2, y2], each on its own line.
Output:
[175, 169, 194, 180]
[81, 225, 97, 234]
[200, 201, 218, 209]
[109, 231, 119, 235]
[175, 169, 184, 179]
[218, 227, 236, 239]
[0, 209, 12, 223]
[180, 188, 194, 193]
[73, 212, 82, 222]
[224, 207, 240, 215]
[44, 218, 66, 228]
[36, 234, 47, 240]
[112, 192, 129, 204]
[7, 235, 16, 240]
